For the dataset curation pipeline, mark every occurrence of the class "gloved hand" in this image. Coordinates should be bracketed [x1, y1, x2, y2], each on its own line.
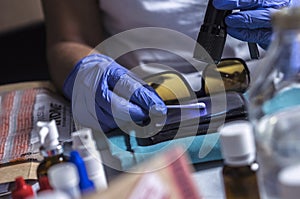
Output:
[213, 0, 291, 49]
[63, 54, 167, 133]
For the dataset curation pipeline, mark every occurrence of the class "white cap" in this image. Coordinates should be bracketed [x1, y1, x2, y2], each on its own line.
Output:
[37, 120, 60, 150]
[48, 163, 79, 189]
[278, 164, 300, 199]
[219, 120, 256, 166]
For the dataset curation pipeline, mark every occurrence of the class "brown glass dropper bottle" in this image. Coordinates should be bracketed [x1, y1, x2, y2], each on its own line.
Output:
[219, 120, 261, 199]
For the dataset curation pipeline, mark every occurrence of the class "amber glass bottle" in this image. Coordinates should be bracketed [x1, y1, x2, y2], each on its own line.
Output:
[36, 120, 68, 180]
[219, 121, 260, 199]
[36, 144, 68, 179]
[222, 162, 260, 199]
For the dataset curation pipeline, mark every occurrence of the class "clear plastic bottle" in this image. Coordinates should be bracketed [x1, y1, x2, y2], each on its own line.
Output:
[247, 7, 300, 199]
[219, 121, 261, 199]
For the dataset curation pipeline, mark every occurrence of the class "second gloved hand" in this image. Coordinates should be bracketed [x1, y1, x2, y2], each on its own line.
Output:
[213, 0, 291, 49]
[63, 54, 167, 133]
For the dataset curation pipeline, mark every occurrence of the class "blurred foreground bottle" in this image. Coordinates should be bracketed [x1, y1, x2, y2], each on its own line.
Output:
[247, 6, 300, 199]
[219, 121, 260, 199]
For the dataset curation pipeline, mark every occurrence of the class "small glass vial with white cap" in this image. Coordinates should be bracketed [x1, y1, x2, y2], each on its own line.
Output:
[219, 120, 261, 199]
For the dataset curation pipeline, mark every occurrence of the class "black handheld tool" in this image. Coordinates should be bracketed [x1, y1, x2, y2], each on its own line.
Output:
[194, 0, 260, 63]
[194, 0, 232, 64]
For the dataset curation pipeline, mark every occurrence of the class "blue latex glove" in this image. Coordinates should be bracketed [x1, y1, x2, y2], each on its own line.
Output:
[63, 54, 167, 133]
[213, 0, 291, 49]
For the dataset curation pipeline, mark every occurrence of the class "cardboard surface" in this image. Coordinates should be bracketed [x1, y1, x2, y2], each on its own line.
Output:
[0, 162, 39, 184]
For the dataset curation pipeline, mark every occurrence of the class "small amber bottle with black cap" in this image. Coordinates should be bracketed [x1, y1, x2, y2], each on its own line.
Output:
[219, 120, 261, 199]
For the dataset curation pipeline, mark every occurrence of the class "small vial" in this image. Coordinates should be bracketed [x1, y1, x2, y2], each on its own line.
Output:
[219, 121, 261, 199]
[48, 162, 81, 199]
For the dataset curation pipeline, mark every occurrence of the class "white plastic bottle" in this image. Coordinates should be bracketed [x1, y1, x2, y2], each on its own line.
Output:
[71, 128, 108, 191]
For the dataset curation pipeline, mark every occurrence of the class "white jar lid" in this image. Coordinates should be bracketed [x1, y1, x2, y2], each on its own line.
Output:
[278, 164, 300, 199]
[219, 120, 256, 166]
[48, 162, 79, 189]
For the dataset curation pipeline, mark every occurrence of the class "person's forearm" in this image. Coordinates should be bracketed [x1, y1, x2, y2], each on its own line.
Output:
[46, 41, 97, 93]
[40, 0, 104, 94]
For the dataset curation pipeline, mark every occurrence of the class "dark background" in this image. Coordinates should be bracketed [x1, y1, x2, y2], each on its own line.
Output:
[0, 22, 50, 85]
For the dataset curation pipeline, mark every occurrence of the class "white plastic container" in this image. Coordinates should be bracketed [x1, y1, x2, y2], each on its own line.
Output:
[47, 162, 81, 199]
[72, 128, 107, 191]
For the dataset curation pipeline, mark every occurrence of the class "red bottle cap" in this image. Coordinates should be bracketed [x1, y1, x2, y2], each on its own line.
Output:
[11, 176, 34, 199]
[37, 176, 53, 193]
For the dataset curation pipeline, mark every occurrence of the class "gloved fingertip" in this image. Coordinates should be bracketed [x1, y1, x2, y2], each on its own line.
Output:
[213, 0, 260, 10]
[225, 14, 246, 28]
[212, 0, 237, 10]
[129, 106, 148, 122]
[258, 43, 269, 50]
[149, 104, 167, 116]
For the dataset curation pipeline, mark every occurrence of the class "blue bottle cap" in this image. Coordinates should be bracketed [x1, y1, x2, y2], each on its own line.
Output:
[69, 150, 95, 194]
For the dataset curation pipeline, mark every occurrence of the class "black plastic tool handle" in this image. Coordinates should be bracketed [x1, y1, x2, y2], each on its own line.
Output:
[194, 0, 232, 64]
